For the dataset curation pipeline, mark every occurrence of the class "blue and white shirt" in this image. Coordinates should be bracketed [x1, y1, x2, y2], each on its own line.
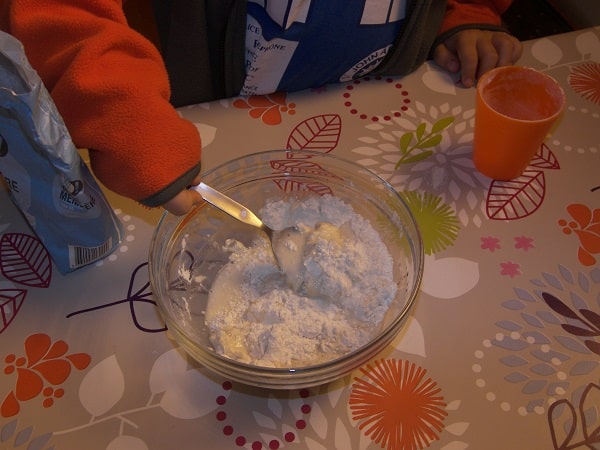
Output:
[241, 0, 408, 95]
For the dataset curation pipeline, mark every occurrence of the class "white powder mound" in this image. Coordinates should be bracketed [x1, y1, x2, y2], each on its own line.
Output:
[205, 195, 397, 368]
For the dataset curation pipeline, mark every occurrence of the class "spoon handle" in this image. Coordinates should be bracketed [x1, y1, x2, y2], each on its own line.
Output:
[191, 182, 267, 231]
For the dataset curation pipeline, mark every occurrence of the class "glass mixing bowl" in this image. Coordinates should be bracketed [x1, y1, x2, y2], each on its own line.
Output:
[148, 150, 423, 389]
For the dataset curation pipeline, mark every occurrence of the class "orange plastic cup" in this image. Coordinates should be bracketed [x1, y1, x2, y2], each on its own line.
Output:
[472, 66, 566, 180]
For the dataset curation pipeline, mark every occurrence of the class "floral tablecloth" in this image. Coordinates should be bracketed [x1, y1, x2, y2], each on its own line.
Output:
[1, 27, 599, 450]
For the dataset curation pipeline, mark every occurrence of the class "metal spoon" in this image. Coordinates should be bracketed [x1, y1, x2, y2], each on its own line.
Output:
[191, 182, 306, 280]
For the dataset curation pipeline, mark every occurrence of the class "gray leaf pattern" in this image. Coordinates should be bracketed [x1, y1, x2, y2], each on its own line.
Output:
[479, 265, 599, 418]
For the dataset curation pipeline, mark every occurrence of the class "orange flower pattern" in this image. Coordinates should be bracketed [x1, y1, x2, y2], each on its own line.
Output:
[349, 359, 447, 450]
[1, 333, 91, 417]
[233, 92, 296, 125]
[558, 203, 600, 266]
[569, 62, 600, 104]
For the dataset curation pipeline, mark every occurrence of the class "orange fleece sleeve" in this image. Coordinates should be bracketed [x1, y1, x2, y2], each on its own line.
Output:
[439, 0, 512, 36]
[2, 0, 201, 206]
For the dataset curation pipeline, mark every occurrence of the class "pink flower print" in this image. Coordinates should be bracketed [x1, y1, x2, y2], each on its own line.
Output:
[233, 92, 296, 125]
[481, 236, 501, 252]
[569, 62, 600, 104]
[500, 261, 521, 278]
[558, 203, 600, 266]
[350, 359, 447, 450]
[514, 236, 534, 251]
[1, 333, 91, 417]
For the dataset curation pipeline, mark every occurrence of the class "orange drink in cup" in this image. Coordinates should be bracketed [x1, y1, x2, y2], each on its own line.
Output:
[472, 66, 566, 180]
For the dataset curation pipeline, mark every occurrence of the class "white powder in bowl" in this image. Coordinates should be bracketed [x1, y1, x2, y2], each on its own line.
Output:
[204, 195, 397, 368]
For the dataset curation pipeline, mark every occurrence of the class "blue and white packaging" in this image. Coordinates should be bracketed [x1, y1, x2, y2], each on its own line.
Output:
[0, 31, 123, 273]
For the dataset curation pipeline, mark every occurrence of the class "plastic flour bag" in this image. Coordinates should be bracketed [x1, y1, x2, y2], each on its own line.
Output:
[0, 31, 123, 273]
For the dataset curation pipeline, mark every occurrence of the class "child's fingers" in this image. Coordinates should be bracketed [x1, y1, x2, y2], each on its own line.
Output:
[432, 43, 461, 74]
[163, 188, 202, 215]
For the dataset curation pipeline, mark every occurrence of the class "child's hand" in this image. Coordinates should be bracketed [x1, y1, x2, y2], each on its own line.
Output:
[162, 175, 203, 215]
[433, 29, 522, 87]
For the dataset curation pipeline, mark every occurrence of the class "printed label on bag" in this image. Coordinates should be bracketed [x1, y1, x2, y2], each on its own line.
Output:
[68, 237, 114, 269]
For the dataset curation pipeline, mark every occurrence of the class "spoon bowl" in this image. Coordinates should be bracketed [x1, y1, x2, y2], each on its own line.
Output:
[191, 182, 303, 272]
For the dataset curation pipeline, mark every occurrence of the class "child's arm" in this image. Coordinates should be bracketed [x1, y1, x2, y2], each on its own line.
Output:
[2, 0, 202, 211]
